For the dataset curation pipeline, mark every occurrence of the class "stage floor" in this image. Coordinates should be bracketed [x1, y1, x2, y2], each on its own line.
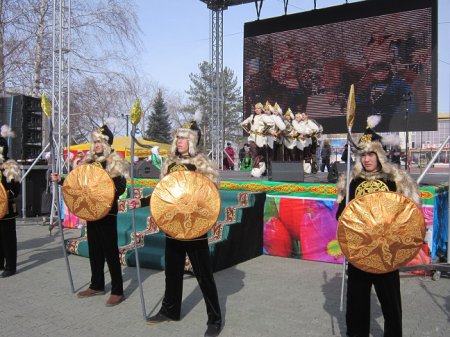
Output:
[219, 169, 449, 186]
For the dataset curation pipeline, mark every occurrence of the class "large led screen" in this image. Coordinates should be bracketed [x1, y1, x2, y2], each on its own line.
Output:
[243, 0, 437, 133]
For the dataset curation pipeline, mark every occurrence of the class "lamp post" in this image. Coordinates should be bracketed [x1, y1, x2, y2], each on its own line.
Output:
[403, 93, 412, 171]
[121, 113, 129, 136]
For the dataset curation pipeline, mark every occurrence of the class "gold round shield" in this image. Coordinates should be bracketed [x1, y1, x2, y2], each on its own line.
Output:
[150, 171, 221, 240]
[0, 183, 8, 219]
[62, 164, 115, 221]
[338, 191, 425, 274]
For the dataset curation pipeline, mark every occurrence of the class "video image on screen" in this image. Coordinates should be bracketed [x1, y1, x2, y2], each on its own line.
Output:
[243, 0, 436, 133]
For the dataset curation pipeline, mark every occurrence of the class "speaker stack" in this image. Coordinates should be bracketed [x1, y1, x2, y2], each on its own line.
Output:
[327, 162, 353, 183]
[270, 161, 304, 182]
[134, 160, 161, 179]
[0, 95, 43, 161]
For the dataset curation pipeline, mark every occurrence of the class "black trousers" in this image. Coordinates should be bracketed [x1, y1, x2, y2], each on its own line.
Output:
[0, 218, 17, 271]
[294, 148, 304, 162]
[160, 235, 222, 326]
[86, 215, 123, 295]
[273, 141, 282, 161]
[303, 145, 312, 162]
[346, 264, 402, 337]
[320, 158, 331, 172]
[284, 147, 295, 162]
[265, 146, 273, 176]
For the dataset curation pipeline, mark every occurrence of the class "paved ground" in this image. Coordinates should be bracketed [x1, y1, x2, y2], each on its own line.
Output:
[1, 219, 449, 337]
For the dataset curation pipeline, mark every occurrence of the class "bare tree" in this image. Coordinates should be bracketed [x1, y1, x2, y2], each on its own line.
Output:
[1, 1, 143, 121]
[0, 0, 195, 147]
[0, 0, 28, 93]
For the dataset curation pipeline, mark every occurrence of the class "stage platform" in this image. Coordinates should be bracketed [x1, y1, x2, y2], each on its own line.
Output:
[63, 167, 448, 273]
[219, 168, 449, 187]
[217, 169, 448, 267]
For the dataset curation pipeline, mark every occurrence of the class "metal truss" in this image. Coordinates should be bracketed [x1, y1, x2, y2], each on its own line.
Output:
[200, 0, 269, 167]
[210, 8, 224, 167]
[50, 0, 72, 225]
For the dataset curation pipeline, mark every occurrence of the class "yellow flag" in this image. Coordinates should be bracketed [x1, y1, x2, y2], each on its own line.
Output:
[41, 93, 52, 118]
[346, 84, 355, 129]
[130, 99, 143, 126]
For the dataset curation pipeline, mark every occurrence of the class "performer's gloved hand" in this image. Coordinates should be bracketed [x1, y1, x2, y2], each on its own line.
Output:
[50, 172, 62, 183]
[128, 198, 141, 209]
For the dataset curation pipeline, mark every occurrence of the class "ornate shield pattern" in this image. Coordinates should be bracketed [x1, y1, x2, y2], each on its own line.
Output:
[150, 171, 221, 240]
[0, 183, 8, 219]
[62, 164, 115, 221]
[338, 191, 425, 274]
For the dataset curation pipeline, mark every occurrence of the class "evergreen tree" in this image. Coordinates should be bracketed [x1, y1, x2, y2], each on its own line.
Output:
[145, 89, 172, 143]
[185, 61, 243, 149]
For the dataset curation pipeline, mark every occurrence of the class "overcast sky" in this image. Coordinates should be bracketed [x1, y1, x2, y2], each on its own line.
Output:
[135, 0, 450, 113]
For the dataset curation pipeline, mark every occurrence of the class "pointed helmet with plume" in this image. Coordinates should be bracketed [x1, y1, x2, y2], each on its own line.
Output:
[171, 111, 202, 156]
[273, 102, 282, 115]
[254, 102, 263, 110]
[358, 115, 383, 150]
[355, 115, 388, 168]
[88, 124, 114, 159]
[336, 114, 420, 206]
[92, 124, 114, 146]
[284, 108, 294, 119]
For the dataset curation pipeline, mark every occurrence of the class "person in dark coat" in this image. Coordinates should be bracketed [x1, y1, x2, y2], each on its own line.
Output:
[130, 121, 222, 337]
[320, 139, 332, 172]
[0, 125, 21, 278]
[335, 119, 421, 337]
[51, 125, 129, 306]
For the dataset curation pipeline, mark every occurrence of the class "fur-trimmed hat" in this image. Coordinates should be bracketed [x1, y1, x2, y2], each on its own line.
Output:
[335, 115, 421, 206]
[171, 120, 202, 156]
[87, 124, 114, 160]
[92, 124, 114, 146]
[358, 115, 383, 154]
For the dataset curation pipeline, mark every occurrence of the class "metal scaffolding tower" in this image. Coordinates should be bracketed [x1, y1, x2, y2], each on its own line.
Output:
[210, 7, 224, 167]
[50, 0, 72, 222]
[200, 1, 263, 166]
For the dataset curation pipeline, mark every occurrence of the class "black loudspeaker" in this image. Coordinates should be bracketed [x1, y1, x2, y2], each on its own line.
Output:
[134, 160, 160, 178]
[15, 165, 48, 217]
[0, 95, 42, 161]
[270, 161, 304, 182]
[327, 162, 353, 183]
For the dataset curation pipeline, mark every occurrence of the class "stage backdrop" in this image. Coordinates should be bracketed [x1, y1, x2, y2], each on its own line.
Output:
[262, 187, 438, 267]
[243, 0, 437, 133]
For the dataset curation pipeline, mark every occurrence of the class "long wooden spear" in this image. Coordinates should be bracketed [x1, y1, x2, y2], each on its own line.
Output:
[128, 99, 147, 320]
[41, 93, 75, 293]
[339, 84, 355, 311]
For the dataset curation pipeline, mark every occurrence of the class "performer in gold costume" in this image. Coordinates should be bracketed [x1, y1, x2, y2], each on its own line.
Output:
[335, 118, 421, 337]
[130, 121, 222, 337]
[0, 125, 21, 278]
[51, 125, 129, 306]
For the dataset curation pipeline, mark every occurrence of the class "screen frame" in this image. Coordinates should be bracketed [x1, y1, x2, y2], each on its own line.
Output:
[243, 0, 438, 133]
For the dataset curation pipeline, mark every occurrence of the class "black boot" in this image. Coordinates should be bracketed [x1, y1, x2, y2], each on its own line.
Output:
[1, 269, 16, 278]
[204, 323, 222, 337]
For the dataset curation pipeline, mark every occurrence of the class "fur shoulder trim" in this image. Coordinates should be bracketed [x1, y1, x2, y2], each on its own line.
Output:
[335, 172, 348, 204]
[389, 167, 421, 206]
[161, 154, 220, 187]
[106, 152, 130, 178]
[335, 160, 421, 206]
[3, 159, 21, 182]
